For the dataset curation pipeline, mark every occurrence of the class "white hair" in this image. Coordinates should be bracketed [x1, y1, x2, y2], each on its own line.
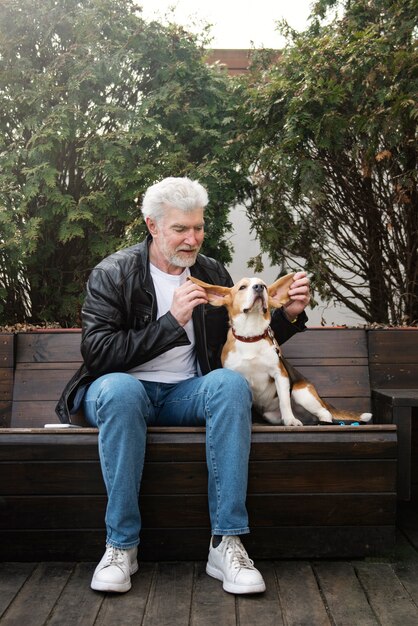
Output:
[141, 177, 209, 222]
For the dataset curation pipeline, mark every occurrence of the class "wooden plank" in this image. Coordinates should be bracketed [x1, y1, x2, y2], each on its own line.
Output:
[0, 529, 105, 562]
[0, 431, 100, 461]
[369, 364, 418, 388]
[9, 395, 373, 427]
[0, 562, 74, 626]
[45, 562, 103, 626]
[12, 368, 80, 401]
[16, 331, 82, 363]
[0, 461, 105, 495]
[393, 561, 418, 606]
[0, 369, 13, 400]
[9, 400, 376, 429]
[275, 561, 331, 626]
[249, 432, 397, 461]
[0, 333, 14, 367]
[368, 329, 418, 388]
[0, 458, 397, 495]
[244, 526, 395, 560]
[14, 328, 370, 363]
[0, 562, 36, 618]
[368, 329, 418, 363]
[0, 401, 12, 428]
[0, 493, 395, 530]
[0, 525, 395, 561]
[17, 361, 83, 370]
[0, 426, 397, 462]
[95, 562, 156, 625]
[11, 401, 61, 427]
[246, 459, 397, 494]
[314, 562, 379, 625]
[142, 562, 194, 626]
[191, 562, 236, 626]
[11, 364, 372, 403]
[287, 357, 369, 366]
[150, 491, 395, 527]
[289, 365, 371, 396]
[355, 562, 418, 626]
[0, 424, 397, 462]
[282, 329, 368, 358]
[237, 561, 284, 626]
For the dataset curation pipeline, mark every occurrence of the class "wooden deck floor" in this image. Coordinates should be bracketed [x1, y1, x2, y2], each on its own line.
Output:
[1, 505, 417, 626]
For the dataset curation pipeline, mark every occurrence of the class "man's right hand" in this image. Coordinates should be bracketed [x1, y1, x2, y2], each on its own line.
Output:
[170, 280, 208, 326]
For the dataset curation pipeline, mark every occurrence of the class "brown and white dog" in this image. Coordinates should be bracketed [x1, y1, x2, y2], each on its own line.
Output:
[190, 274, 372, 426]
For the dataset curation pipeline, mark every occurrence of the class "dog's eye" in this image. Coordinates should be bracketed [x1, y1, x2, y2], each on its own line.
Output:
[239, 285, 247, 290]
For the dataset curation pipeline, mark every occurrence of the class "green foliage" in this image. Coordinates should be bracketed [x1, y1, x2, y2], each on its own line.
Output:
[0, 0, 242, 325]
[237, 0, 418, 324]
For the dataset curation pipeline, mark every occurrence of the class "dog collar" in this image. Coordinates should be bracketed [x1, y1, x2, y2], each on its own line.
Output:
[231, 327, 269, 343]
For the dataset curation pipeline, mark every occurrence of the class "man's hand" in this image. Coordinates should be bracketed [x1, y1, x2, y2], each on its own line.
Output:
[283, 271, 311, 321]
[170, 280, 208, 326]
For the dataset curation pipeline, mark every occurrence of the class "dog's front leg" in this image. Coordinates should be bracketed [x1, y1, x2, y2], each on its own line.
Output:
[272, 362, 303, 427]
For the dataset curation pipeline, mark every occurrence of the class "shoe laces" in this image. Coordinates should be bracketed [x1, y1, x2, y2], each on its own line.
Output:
[104, 545, 127, 568]
[224, 537, 256, 571]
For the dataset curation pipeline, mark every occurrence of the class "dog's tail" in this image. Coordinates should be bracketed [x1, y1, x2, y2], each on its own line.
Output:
[282, 357, 373, 425]
[321, 400, 373, 425]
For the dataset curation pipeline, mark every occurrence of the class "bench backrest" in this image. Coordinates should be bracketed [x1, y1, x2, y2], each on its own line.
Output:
[0, 327, 379, 428]
[368, 328, 418, 389]
[0, 334, 14, 427]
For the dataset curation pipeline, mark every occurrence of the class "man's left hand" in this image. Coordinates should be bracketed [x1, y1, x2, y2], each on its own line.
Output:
[284, 271, 310, 321]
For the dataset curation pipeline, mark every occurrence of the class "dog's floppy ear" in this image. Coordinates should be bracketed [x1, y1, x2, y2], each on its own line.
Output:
[188, 276, 232, 307]
[268, 273, 295, 308]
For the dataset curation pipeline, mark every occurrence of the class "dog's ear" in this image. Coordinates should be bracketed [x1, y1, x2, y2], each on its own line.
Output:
[188, 276, 232, 307]
[268, 273, 295, 308]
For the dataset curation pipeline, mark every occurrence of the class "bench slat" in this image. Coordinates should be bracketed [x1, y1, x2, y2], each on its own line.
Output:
[16, 331, 82, 363]
[0, 426, 396, 460]
[369, 365, 418, 389]
[0, 334, 14, 427]
[0, 459, 396, 495]
[282, 329, 368, 358]
[0, 333, 14, 366]
[368, 329, 418, 364]
[0, 526, 396, 561]
[10, 396, 373, 428]
[0, 493, 395, 529]
[11, 365, 372, 402]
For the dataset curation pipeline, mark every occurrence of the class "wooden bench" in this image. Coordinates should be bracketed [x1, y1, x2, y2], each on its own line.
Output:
[0, 328, 398, 561]
[368, 328, 418, 501]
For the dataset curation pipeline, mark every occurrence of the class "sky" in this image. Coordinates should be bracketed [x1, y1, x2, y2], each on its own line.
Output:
[137, 0, 315, 49]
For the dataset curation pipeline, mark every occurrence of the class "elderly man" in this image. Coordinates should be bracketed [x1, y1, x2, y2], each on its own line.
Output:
[57, 177, 310, 595]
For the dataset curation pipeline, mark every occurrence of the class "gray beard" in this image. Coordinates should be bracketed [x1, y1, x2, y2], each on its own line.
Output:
[168, 252, 198, 268]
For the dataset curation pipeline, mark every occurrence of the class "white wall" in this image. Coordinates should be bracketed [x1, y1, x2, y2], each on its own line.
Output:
[225, 205, 366, 327]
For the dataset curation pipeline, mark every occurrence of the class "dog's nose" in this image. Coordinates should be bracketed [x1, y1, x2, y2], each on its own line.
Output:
[253, 283, 265, 294]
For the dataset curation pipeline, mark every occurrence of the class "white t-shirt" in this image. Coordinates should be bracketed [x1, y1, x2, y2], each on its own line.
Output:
[128, 264, 197, 383]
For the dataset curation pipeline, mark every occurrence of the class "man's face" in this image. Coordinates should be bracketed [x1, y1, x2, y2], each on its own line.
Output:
[147, 205, 205, 271]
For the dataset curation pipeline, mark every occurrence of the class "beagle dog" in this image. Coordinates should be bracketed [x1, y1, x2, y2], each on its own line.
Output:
[190, 274, 372, 426]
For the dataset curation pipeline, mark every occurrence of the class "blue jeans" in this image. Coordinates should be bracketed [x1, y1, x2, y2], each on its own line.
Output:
[83, 369, 253, 549]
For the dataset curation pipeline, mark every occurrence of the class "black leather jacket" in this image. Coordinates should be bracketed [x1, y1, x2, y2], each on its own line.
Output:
[56, 236, 307, 423]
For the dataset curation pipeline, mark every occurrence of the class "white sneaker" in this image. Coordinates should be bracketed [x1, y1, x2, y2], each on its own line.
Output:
[206, 536, 266, 594]
[91, 544, 138, 593]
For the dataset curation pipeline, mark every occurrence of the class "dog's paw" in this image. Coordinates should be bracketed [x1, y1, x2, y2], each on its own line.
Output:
[360, 412, 373, 423]
[283, 416, 303, 427]
[317, 409, 333, 423]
